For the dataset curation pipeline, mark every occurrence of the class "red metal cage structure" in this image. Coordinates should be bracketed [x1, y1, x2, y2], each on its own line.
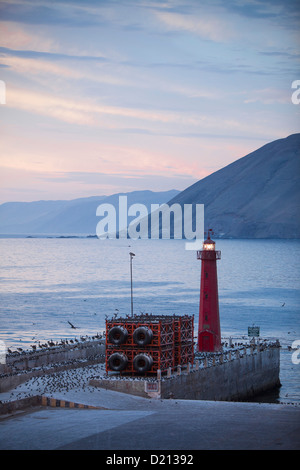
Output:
[105, 314, 194, 376]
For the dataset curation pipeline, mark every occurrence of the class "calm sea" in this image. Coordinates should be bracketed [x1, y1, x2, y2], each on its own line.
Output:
[0, 237, 299, 404]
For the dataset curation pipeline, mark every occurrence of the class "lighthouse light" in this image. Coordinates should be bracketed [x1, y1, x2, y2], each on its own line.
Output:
[203, 243, 215, 251]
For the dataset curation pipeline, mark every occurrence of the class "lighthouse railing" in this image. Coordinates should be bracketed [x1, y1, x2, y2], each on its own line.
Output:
[197, 250, 221, 260]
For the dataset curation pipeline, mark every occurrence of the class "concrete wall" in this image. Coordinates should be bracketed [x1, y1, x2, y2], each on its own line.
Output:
[90, 344, 280, 402]
[0, 340, 106, 392]
[89, 377, 153, 398]
[0, 395, 42, 415]
[0, 395, 103, 415]
[160, 347, 280, 401]
[1, 340, 105, 373]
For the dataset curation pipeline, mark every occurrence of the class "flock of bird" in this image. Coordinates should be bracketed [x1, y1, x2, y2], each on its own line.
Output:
[2, 363, 107, 403]
[1, 360, 163, 405]
[7, 333, 105, 356]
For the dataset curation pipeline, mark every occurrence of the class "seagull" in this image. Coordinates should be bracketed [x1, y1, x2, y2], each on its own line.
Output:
[281, 302, 285, 307]
[67, 321, 77, 329]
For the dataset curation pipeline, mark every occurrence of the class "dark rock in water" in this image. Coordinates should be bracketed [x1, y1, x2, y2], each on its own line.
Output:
[168, 134, 300, 239]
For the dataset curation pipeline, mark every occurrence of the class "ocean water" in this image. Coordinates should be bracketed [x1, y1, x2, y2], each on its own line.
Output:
[0, 237, 299, 403]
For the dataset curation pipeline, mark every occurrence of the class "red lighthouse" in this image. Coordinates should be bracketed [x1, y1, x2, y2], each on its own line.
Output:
[197, 229, 222, 352]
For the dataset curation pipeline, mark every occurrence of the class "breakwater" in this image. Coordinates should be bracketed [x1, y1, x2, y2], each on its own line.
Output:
[90, 341, 281, 401]
[0, 338, 105, 392]
[0, 339, 281, 402]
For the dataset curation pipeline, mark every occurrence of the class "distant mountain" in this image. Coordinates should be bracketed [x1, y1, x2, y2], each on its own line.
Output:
[0, 190, 180, 235]
[1, 135, 299, 239]
[167, 134, 300, 239]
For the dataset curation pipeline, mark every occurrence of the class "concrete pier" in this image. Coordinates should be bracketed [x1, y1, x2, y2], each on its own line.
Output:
[90, 342, 281, 401]
[1, 339, 280, 402]
[0, 342, 298, 451]
[0, 371, 299, 450]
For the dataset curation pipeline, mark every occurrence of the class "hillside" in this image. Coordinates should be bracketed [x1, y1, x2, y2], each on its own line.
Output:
[1, 134, 299, 238]
[0, 190, 180, 235]
[167, 134, 300, 238]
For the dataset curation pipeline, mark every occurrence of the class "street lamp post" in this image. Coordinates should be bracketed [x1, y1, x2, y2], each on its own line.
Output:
[129, 252, 135, 317]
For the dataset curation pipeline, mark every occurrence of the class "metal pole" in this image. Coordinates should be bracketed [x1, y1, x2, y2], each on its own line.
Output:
[129, 252, 135, 317]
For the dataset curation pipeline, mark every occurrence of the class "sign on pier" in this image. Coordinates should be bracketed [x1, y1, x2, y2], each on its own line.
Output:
[248, 326, 260, 337]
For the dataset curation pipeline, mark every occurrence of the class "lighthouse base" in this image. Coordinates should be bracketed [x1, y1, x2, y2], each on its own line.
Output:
[198, 330, 222, 352]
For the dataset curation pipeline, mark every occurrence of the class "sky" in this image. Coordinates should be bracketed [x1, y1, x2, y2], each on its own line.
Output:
[0, 0, 299, 203]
